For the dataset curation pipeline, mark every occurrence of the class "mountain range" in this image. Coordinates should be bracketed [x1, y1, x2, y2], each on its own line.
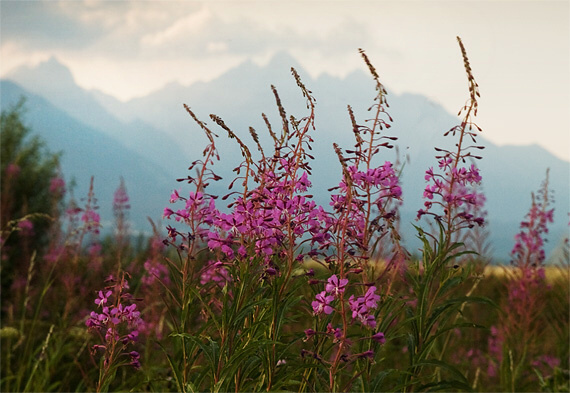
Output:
[2, 53, 568, 261]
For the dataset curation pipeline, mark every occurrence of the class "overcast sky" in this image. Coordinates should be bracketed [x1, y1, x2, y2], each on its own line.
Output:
[1, 0, 568, 161]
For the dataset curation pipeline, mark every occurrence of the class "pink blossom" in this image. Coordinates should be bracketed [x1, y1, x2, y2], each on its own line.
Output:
[81, 210, 100, 234]
[5, 163, 20, 177]
[348, 286, 380, 328]
[371, 331, 386, 344]
[113, 181, 130, 211]
[325, 274, 348, 297]
[17, 219, 34, 236]
[49, 176, 66, 195]
[312, 291, 335, 315]
[200, 260, 232, 287]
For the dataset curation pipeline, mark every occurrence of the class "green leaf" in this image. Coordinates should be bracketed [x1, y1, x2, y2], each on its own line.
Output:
[370, 369, 397, 391]
[414, 358, 470, 388]
[407, 333, 416, 364]
[170, 334, 219, 380]
[438, 275, 463, 297]
[440, 295, 498, 309]
[419, 378, 473, 392]
[423, 322, 487, 351]
[157, 342, 184, 393]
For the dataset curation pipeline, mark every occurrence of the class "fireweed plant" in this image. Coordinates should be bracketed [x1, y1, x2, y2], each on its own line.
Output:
[299, 50, 405, 391]
[112, 177, 131, 274]
[159, 37, 495, 392]
[397, 37, 496, 392]
[86, 272, 144, 392]
[492, 170, 567, 391]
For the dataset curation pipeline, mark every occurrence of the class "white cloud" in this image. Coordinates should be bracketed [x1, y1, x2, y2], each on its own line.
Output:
[207, 41, 229, 53]
[141, 7, 212, 47]
[0, 41, 52, 75]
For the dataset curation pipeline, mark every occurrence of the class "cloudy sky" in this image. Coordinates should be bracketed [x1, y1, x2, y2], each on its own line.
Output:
[1, 0, 568, 161]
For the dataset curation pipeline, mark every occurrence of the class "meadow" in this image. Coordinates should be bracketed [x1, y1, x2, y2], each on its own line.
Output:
[1, 37, 568, 392]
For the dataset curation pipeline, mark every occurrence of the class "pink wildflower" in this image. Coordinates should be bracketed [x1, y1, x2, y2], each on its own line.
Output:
[312, 291, 335, 315]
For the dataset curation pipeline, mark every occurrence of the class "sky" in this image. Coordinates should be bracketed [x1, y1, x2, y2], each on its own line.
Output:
[1, 0, 569, 161]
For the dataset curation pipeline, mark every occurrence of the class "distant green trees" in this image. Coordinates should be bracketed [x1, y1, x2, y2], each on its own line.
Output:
[1, 99, 63, 297]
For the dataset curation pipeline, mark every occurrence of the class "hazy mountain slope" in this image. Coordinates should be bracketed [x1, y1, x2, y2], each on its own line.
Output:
[5, 57, 190, 177]
[1, 80, 174, 233]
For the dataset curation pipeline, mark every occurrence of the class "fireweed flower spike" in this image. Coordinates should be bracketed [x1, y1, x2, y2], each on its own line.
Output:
[510, 169, 554, 268]
[417, 37, 485, 240]
[492, 169, 557, 381]
[325, 49, 405, 291]
[169, 77, 329, 277]
[86, 272, 144, 390]
[49, 175, 66, 196]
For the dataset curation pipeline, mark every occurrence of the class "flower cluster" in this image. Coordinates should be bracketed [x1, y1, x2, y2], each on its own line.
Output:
[86, 274, 144, 370]
[486, 170, 557, 386]
[200, 260, 232, 287]
[510, 175, 554, 268]
[323, 54, 404, 268]
[348, 286, 381, 328]
[209, 170, 329, 262]
[16, 219, 34, 237]
[142, 259, 170, 286]
[164, 103, 332, 280]
[311, 275, 382, 330]
[112, 178, 130, 244]
[165, 170, 330, 274]
[81, 209, 101, 235]
[311, 275, 347, 315]
[307, 275, 386, 371]
[345, 163, 402, 200]
[417, 38, 484, 237]
[418, 160, 485, 230]
[505, 171, 554, 336]
[112, 180, 130, 212]
[163, 190, 217, 245]
[49, 175, 66, 196]
[329, 163, 402, 254]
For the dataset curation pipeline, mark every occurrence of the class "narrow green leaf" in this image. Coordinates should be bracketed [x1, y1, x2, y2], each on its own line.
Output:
[157, 342, 184, 393]
[419, 378, 473, 392]
[415, 358, 470, 387]
[438, 275, 463, 297]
